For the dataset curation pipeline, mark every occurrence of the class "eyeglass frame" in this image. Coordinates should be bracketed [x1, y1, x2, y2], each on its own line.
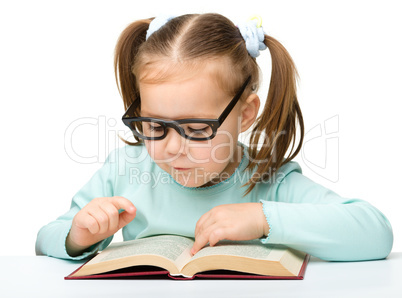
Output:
[122, 76, 251, 141]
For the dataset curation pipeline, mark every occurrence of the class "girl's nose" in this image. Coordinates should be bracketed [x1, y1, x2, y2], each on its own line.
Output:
[164, 128, 187, 156]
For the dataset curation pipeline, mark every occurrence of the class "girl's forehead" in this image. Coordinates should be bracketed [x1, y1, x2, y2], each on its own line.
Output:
[139, 75, 229, 119]
[138, 58, 237, 94]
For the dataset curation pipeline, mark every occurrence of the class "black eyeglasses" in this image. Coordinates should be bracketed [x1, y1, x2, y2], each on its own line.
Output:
[122, 76, 251, 141]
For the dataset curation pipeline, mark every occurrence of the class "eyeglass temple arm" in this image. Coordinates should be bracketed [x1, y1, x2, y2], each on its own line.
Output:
[217, 76, 251, 125]
[123, 99, 140, 118]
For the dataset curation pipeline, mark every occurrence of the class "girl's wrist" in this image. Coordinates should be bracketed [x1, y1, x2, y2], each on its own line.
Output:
[259, 202, 270, 237]
[65, 232, 91, 257]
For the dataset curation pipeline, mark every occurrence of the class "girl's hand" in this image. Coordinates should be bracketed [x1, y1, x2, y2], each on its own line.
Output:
[66, 196, 136, 256]
[191, 203, 269, 255]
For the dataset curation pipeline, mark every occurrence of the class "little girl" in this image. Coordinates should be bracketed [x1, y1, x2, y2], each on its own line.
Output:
[36, 13, 393, 261]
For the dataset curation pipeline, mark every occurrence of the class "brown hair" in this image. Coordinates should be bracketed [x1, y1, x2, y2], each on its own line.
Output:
[114, 13, 304, 196]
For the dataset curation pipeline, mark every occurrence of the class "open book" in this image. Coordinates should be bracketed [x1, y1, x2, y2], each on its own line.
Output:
[65, 235, 309, 280]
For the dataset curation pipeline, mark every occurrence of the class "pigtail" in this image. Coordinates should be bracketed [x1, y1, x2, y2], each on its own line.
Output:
[243, 35, 304, 196]
[114, 18, 152, 146]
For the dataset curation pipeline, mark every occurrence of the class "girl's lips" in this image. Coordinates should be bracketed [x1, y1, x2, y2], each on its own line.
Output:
[173, 167, 190, 171]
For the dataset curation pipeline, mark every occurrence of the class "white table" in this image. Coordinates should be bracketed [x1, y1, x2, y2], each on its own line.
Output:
[1, 253, 401, 298]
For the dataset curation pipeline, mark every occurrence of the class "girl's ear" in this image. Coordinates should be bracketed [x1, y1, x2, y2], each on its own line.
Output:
[240, 94, 260, 133]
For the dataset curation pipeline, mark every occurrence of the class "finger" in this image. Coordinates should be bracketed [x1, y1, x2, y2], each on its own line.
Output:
[110, 196, 136, 214]
[76, 212, 100, 235]
[208, 226, 226, 247]
[194, 211, 212, 237]
[99, 202, 119, 232]
[88, 206, 109, 235]
[191, 222, 218, 255]
[118, 209, 137, 230]
[191, 235, 208, 256]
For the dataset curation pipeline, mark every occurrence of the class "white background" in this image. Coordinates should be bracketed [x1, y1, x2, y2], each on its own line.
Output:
[0, 0, 401, 255]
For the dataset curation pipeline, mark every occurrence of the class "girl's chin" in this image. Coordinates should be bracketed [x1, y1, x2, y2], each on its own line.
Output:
[172, 177, 207, 188]
[173, 175, 220, 188]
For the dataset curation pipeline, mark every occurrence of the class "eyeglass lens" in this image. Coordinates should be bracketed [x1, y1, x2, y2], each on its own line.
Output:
[131, 120, 214, 139]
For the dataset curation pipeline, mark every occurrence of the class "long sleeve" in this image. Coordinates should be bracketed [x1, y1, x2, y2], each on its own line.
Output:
[259, 162, 393, 261]
[35, 151, 117, 260]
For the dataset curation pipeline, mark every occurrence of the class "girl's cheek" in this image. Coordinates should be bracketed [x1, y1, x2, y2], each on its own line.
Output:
[210, 134, 236, 164]
[144, 141, 164, 161]
[187, 145, 212, 165]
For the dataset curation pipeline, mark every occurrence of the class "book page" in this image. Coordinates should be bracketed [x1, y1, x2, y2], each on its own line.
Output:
[190, 240, 284, 261]
[87, 235, 194, 265]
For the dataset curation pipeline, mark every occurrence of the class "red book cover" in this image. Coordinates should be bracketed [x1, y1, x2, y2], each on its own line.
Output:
[65, 254, 310, 280]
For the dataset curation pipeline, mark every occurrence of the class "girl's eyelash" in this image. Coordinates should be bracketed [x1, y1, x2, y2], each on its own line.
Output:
[149, 125, 208, 132]
[148, 127, 208, 136]
[149, 125, 163, 131]
[188, 127, 208, 132]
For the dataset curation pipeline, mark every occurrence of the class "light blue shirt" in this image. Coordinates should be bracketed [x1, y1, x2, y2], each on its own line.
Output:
[35, 141, 393, 261]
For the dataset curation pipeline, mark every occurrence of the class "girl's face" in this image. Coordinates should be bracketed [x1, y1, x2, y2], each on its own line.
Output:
[139, 70, 245, 188]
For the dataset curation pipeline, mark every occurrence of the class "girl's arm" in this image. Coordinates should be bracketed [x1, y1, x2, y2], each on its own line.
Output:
[259, 162, 393, 261]
[35, 149, 122, 260]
